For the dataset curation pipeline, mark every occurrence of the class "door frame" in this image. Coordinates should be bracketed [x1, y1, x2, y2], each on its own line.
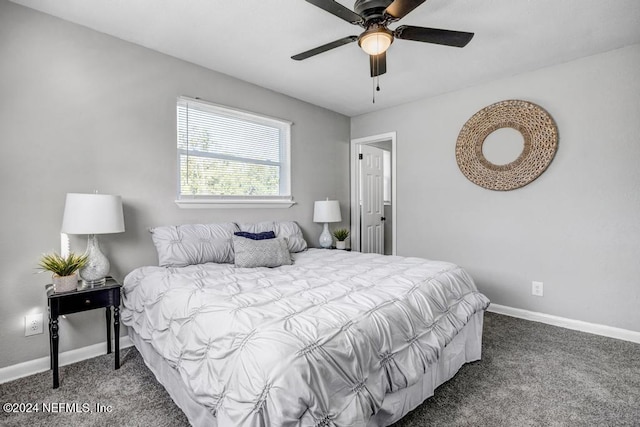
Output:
[350, 131, 397, 254]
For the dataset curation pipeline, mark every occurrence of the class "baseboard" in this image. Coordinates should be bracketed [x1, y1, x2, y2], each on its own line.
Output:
[0, 336, 133, 385]
[488, 304, 640, 344]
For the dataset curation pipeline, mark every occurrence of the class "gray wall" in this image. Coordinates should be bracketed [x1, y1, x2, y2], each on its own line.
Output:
[352, 44, 640, 332]
[0, 1, 350, 369]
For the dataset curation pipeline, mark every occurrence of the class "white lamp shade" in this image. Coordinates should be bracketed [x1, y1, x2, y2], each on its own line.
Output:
[61, 193, 125, 235]
[313, 200, 341, 223]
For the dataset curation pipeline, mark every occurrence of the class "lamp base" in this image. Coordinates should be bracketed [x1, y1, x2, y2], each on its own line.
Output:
[79, 234, 110, 287]
[80, 277, 107, 289]
[318, 223, 333, 249]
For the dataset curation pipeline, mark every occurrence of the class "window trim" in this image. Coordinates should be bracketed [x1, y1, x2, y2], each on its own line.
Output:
[175, 96, 295, 208]
[175, 198, 296, 209]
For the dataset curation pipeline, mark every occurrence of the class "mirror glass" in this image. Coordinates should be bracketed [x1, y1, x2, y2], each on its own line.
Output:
[482, 127, 525, 165]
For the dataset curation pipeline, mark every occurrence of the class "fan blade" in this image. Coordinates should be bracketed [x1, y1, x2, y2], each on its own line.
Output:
[370, 52, 387, 77]
[395, 25, 474, 47]
[384, 0, 427, 20]
[304, 0, 363, 25]
[291, 36, 358, 61]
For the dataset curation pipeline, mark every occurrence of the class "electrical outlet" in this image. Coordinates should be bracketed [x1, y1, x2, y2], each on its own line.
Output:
[25, 313, 44, 336]
[532, 281, 544, 297]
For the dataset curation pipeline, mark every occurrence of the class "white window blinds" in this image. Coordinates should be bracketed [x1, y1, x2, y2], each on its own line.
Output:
[176, 96, 292, 201]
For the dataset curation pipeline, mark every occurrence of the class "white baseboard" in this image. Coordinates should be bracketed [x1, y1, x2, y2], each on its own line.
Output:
[488, 304, 640, 344]
[0, 336, 133, 385]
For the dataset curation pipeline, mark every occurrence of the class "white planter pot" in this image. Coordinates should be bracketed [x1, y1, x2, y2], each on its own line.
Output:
[336, 241, 347, 250]
[53, 273, 79, 293]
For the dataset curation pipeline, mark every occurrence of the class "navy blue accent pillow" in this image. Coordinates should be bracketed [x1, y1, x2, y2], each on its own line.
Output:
[234, 231, 276, 240]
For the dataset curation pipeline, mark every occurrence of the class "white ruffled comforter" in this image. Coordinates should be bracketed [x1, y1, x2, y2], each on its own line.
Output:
[122, 249, 490, 426]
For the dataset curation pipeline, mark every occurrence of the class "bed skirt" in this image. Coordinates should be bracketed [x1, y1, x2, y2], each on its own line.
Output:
[129, 311, 484, 427]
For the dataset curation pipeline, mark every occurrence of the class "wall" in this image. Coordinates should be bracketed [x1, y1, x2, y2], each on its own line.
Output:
[0, 0, 350, 369]
[352, 44, 640, 332]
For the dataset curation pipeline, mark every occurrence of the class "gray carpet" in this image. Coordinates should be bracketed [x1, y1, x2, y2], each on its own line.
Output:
[1, 312, 638, 426]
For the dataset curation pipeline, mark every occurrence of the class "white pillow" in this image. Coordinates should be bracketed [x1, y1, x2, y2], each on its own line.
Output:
[238, 221, 308, 253]
[150, 223, 239, 267]
[275, 221, 308, 253]
[237, 221, 275, 234]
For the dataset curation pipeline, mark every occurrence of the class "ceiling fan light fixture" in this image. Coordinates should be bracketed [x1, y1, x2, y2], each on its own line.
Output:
[358, 27, 394, 55]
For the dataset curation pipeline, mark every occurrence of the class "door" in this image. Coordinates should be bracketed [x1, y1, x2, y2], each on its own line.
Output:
[350, 132, 396, 255]
[360, 144, 385, 254]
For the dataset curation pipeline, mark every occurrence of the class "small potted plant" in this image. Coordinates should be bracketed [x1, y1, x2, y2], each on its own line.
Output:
[38, 252, 88, 293]
[332, 228, 350, 250]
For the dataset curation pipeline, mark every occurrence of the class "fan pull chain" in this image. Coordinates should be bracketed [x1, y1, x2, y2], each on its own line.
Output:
[372, 73, 382, 103]
[372, 76, 382, 103]
[372, 77, 376, 103]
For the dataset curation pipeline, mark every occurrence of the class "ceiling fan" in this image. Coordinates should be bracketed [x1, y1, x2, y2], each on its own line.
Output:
[292, 0, 474, 78]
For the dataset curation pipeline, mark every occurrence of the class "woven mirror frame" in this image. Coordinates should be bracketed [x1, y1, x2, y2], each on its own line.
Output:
[456, 100, 558, 191]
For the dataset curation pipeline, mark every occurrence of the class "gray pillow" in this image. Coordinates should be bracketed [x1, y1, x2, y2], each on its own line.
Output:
[150, 223, 239, 267]
[233, 236, 292, 268]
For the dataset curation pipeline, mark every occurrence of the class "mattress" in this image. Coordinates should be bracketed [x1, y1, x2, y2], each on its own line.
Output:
[122, 249, 490, 426]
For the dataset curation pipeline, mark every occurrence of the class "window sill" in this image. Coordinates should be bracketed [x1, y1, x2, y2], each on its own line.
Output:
[175, 199, 296, 209]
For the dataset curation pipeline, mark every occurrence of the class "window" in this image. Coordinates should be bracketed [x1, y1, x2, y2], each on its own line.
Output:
[176, 96, 293, 208]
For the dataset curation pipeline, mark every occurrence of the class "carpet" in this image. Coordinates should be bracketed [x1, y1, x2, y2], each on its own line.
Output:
[1, 312, 638, 426]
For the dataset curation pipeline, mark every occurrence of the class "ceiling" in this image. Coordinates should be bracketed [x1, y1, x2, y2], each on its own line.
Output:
[10, 0, 640, 117]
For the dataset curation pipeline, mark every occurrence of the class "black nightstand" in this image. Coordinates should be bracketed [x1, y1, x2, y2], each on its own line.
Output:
[46, 277, 122, 388]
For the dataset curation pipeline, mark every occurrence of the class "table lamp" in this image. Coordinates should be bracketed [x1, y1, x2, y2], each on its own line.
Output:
[313, 199, 341, 249]
[61, 193, 125, 286]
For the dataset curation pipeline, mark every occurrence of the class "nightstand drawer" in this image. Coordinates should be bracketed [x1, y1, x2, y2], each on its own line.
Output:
[49, 288, 119, 316]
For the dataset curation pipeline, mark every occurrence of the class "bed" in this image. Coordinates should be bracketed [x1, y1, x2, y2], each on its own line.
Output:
[121, 221, 490, 426]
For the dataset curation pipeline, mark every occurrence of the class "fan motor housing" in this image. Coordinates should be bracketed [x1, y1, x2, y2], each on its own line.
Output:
[354, 0, 393, 21]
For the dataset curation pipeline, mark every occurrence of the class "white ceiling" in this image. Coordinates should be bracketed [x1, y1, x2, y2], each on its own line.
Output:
[10, 0, 640, 116]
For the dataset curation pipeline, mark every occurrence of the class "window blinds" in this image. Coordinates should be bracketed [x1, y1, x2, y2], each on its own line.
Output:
[176, 97, 291, 199]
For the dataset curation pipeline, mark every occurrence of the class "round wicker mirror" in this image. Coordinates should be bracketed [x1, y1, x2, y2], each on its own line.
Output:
[456, 100, 558, 191]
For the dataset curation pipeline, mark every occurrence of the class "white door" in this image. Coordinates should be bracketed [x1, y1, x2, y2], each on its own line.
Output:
[360, 145, 385, 254]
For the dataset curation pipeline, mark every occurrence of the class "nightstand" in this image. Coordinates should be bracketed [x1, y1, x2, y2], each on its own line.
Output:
[46, 277, 121, 389]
